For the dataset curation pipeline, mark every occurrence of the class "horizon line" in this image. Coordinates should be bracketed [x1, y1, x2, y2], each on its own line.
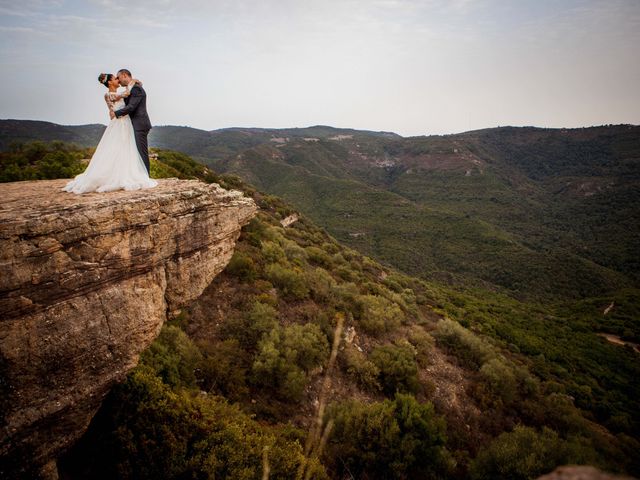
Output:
[1, 117, 638, 139]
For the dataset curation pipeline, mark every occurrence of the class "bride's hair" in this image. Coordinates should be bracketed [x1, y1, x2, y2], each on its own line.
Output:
[98, 73, 113, 88]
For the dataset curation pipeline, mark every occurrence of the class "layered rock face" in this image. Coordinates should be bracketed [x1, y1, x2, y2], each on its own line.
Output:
[0, 179, 257, 478]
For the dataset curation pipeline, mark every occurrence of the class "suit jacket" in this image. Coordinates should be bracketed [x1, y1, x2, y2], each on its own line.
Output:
[114, 84, 152, 131]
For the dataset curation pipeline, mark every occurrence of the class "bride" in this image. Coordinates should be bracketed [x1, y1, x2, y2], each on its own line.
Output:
[62, 73, 158, 194]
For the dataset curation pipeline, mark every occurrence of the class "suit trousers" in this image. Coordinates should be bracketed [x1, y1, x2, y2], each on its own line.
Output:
[134, 128, 150, 174]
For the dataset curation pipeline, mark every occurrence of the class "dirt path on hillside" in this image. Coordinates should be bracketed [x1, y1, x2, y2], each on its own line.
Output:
[597, 333, 640, 353]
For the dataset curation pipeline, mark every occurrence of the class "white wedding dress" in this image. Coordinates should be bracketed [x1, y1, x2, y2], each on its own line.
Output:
[63, 88, 158, 194]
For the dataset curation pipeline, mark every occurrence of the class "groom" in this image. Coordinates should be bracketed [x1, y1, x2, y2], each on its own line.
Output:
[111, 68, 152, 173]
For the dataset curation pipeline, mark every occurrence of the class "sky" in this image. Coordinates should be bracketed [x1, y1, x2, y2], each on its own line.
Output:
[0, 0, 639, 137]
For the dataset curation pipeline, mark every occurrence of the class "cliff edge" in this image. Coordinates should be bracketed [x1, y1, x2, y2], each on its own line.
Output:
[0, 179, 257, 478]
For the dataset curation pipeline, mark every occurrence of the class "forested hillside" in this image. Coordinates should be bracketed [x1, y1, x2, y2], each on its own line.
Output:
[199, 124, 640, 302]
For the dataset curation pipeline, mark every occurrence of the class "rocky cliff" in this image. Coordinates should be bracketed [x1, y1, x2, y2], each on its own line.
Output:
[0, 179, 257, 478]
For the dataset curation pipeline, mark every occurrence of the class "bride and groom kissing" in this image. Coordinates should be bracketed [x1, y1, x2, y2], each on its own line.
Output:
[63, 68, 158, 194]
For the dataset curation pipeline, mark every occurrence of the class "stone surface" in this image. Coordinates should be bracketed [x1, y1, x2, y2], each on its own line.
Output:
[280, 213, 299, 227]
[0, 179, 257, 478]
[537, 465, 636, 480]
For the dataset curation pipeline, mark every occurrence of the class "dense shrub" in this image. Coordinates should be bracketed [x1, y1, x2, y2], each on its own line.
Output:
[279, 323, 329, 371]
[332, 253, 347, 265]
[282, 239, 308, 265]
[155, 150, 212, 179]
[342, 344, 381, 392]
[321, 242, 340, 254]
[407, 325, 435, 367]
[305, 267, 337, 302]
[336, 264, 358, 282]
[383, 276, 404, 293]
[220, 300, 278, 349]
[251, 324, 329, 401]
[433, 318, 495, 369]
[139, 325, 202, 388]
[196, 339, 249, 400]
[260, 240, 286, 263]
[478, 357, 518, 406]
[306, 246, 333, 267]
[265, 263, 310, 300]
[357, 294, 404, 336]
[242, 217, 270, 247]
[225, 250, 257, 280]
[330, 282, 360, 311]
[370, 342, 420, 395]
[0, 141, 87, 181]
[473, 356, 541, 408]
[470, 425, 591, 480]
[326, 394, 450, 479]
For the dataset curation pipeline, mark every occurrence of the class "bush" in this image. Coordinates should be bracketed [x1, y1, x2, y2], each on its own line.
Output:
[433, 318, 495, 369]
[370, 342, 420, 395]
[251, 324, 329, 401]
[321, 242, 340, 254]
[357, 294, 404, 336]
[306, 246, 333, 267]
[305, 267, 337, 302]
[265, 263, 310, 300]
[383, 277, 404, 293]
[242, 217, 269, 247]
[470, 425, 590, 480]
[282, 239, 308, 265]
[335, 264, 358, 282]
[139, 325, 202, 388]
[220, 300, 278, 349]
[342, 345, 381, 392]
[474, 355, 541, 408]
[280, 323, 329, 371]
[330, 282, 360, 311]
[407, 325, 435, 367]
[225, 250, 257, 280]
[326, 394, 450, 479]
[332, 253, 347, 265]
[478, 357, 518, 406]
[261, 240, 286, 263]
[196, 339, 249, 400]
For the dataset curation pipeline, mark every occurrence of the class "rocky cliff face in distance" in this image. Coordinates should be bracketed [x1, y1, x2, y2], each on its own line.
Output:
[0, 179, 257, 478]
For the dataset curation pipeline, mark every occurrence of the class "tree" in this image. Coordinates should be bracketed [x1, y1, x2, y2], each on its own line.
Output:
[326, 394, 450, 479]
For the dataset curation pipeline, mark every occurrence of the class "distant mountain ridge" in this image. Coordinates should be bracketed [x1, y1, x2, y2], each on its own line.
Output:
[0, 120, 106, 150]
[0, 119, 400, 152]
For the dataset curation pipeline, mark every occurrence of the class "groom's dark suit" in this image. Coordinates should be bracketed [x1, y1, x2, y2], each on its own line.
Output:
[114, 84, 152, 173]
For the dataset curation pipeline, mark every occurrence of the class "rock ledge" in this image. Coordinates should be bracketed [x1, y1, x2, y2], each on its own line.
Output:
[0, 179, 257, 478]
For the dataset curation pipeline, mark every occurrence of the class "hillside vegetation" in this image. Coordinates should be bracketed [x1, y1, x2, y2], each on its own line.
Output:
[200, 125, 639, 302]
[3, 142, 638, 479]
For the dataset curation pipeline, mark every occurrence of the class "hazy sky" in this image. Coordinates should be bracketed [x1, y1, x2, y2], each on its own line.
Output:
[1, 0, 639, 136]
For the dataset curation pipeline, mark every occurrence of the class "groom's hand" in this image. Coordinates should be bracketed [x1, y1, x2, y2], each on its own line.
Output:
[109, 111, 115, 120]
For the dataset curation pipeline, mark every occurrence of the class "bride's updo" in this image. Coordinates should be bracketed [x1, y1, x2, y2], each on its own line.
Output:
[98, 73, 112, 87]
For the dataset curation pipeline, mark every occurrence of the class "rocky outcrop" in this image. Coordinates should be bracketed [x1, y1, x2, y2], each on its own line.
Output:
[280, 213, 299, 228]
[537, 465, 636, 480]
[0, 179, 257, 478]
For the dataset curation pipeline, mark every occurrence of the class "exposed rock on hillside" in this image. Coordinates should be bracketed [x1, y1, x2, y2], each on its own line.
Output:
[537, 465, 636, 480]
[0, 179, 257, 478]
